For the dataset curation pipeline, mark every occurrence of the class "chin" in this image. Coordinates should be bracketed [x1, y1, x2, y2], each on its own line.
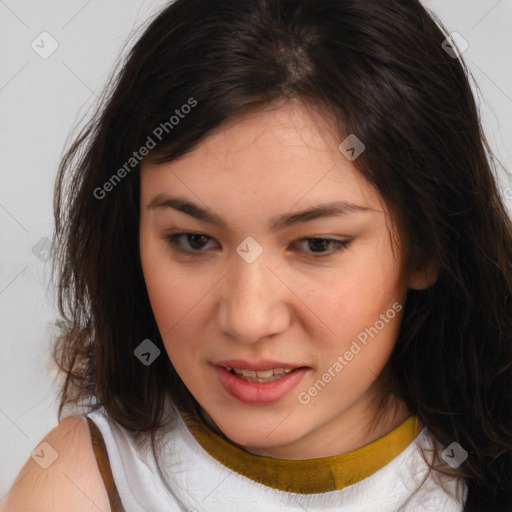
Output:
[213, 416, 302, 453]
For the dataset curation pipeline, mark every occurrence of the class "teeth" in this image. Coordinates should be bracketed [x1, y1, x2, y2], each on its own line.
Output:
[226, 366, 299, 382]
[255, 369, 274, 378]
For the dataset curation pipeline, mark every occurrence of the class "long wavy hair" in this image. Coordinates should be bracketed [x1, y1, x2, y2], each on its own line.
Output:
[51, 0, 512, 509]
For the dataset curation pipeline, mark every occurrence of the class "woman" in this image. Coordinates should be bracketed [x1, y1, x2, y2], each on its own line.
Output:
[6, 0, 511, 510]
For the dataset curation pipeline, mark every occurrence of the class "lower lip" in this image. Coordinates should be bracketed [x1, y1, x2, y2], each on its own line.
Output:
[214, 366, 308, 404]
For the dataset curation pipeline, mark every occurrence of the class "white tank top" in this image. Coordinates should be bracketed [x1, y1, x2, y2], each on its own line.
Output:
[86, 405, 467, 511]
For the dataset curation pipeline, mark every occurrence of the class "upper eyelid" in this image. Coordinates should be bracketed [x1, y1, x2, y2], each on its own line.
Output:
[167, 231, 348, 243]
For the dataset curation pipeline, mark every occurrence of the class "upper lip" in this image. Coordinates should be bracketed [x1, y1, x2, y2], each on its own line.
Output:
[213, 359, 305, 371]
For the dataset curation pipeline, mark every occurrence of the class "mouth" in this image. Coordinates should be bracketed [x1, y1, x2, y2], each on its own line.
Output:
[214, 359, 307, 382]
[213, 359, 309, 404]
[224, 366, 299, 382]
[223, 366, 300, 383]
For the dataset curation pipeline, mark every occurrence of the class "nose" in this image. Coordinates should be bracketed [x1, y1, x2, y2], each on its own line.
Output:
[217, 254, 291, 344]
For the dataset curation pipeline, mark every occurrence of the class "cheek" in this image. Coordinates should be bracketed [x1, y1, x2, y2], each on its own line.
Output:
[139, 236, 216, 367]
[142, 265, 202, 370]
[305, 241, 405, 360]
[310, 283, 404, 363]
[309, 287, 403, 403]
[144, 269, 204, 342]
[314, 262, 403, 329]
[140, 234, 191, 335]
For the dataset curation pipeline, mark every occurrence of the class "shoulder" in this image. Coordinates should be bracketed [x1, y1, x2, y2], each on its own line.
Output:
[3, 415, 111, 512]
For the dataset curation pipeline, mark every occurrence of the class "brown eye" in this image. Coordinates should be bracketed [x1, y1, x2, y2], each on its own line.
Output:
[166, 232, 219, 255]
[185, 233, 209, 250]
[294, 237, 350, 258]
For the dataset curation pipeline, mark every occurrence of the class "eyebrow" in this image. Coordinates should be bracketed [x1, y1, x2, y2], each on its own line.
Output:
[147, 194, 374, 231]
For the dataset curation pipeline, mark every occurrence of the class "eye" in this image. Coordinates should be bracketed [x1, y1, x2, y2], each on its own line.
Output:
[293, 237, 350, 258]
[165, 232, 219, 255]
[165, 232, 350, 259]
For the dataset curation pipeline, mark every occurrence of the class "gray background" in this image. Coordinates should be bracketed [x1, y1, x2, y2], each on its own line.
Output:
[1, 0, 511, 500]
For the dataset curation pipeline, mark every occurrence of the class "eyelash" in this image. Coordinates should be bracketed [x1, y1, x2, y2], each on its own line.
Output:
[164, 232, 351, 259]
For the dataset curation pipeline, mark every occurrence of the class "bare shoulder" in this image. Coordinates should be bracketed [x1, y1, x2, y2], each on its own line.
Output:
[3, 415, 111, 512]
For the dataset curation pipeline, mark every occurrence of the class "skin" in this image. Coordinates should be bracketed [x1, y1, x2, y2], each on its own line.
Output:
[139, 100, 435, 460]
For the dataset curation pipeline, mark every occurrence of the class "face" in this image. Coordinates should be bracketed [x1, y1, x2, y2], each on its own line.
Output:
[139, 101, 430, 459]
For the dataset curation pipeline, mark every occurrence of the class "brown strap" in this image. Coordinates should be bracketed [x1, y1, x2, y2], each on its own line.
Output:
[86, 417, 126, 512]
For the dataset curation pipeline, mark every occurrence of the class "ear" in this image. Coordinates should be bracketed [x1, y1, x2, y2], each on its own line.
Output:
[407, 259, 439, 290]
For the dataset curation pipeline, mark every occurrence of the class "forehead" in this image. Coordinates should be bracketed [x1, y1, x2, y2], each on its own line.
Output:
[140, 102, 386, 216]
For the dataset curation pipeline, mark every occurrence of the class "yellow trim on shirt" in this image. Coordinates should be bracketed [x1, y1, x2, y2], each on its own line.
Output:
[181, 412, 423, 494]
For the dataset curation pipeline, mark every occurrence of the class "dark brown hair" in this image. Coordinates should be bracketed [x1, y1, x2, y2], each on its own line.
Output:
[52, 0, 512, 509]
